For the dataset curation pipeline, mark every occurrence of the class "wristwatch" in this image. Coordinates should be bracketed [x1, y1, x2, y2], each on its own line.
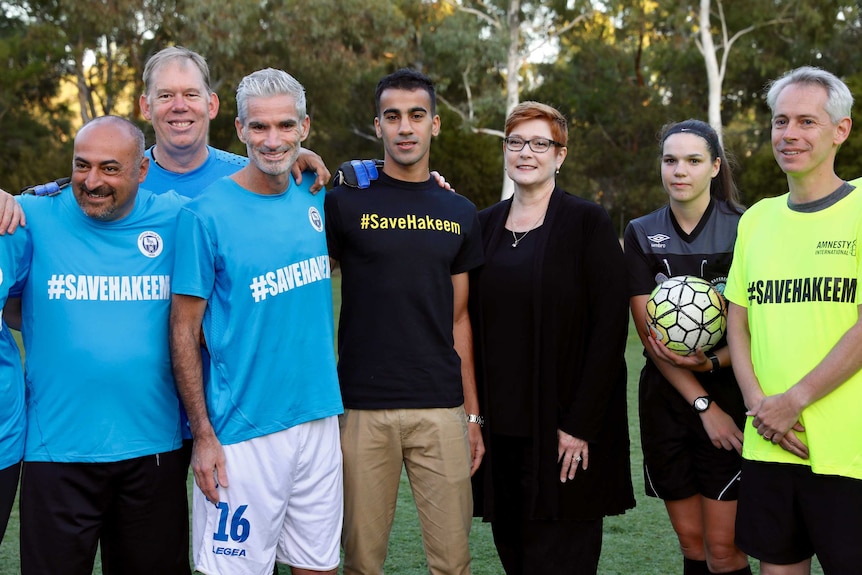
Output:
[707, 353, 720, 373]
[692, 396, 712, 413]
[466, 414, 484, 427]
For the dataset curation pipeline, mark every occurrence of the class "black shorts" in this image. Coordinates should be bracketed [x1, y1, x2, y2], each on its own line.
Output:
[735, 460, 862, 570]
[20, 448, 190, 575]
[639, 363, 746, 501]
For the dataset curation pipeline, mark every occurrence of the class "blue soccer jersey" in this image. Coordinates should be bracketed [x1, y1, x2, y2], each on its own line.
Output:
[0, 231, 30, 470]
[144, 146, 248, 198]
[144, 145, 248, 439]
[19, 187, 186, 462]
[172, 176, 342, 446]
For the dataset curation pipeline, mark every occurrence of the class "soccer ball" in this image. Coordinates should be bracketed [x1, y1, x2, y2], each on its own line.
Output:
[645, 275, 727, 356]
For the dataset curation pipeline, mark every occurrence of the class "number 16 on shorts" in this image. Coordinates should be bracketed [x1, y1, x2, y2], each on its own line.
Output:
[207, 501, 251, 559]
[215, 502, 250, 544]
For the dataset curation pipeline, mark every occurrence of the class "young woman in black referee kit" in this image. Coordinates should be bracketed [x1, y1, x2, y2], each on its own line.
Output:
[624, 120, 752, 575]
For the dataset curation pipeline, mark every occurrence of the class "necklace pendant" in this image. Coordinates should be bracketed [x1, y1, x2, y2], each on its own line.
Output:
[511, 242, 518, 248]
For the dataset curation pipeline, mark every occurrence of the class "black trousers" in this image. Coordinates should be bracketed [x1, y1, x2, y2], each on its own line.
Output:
[20, 449, 190, 575]
[99, 439, 193, 575]
[0, 461, 20, 545]
[490, 435, 603, 575]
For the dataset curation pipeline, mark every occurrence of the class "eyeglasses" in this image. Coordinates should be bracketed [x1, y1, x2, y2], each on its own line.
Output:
[503, 136, 563, 153]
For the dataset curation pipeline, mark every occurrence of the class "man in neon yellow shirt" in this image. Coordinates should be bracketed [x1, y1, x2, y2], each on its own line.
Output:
[726, 67, 862, 575]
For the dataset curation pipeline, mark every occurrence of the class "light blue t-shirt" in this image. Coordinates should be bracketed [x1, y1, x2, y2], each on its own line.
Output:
[19, 188, 186, 462]
[144, 145, 248, 439]
[0, 231, 29, 470]
[144, 146, 247, 198]
[172, 176, 342, 446]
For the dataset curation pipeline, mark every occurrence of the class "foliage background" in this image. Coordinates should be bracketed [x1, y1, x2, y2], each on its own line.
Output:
[0, 2, 851, 571]
[2, 1, 860, 228]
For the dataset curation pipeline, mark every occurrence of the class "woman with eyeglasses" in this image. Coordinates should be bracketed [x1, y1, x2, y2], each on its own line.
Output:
[469, 101, 634, 574]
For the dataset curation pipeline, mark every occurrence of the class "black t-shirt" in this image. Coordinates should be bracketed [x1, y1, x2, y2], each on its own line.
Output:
[325, 172, 484, 409]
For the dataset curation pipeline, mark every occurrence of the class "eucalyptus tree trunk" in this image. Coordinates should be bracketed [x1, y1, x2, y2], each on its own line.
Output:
[699, 0, 724, 145]
[501, 0, 521, 200]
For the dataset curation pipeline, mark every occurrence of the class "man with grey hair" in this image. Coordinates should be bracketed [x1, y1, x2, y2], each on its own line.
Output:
[7, 47, 332, 231]
[139, 45, 330, 197]
[136, 46, 336, 573]
[170, 68, 343, 575]
[725, 66, 862, 574]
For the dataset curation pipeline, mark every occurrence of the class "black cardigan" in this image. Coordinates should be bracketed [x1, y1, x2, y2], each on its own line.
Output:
[470, 187, 635, 521]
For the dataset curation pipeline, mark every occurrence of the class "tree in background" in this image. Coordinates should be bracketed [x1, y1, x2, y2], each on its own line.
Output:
[13, 0, 182, 123]
[534, 1, 677, 234]
[0, 0, 859, 221]
[432, 0, 594, 199]
[692, 0, 793, 141]
[0, 7, 72, 192]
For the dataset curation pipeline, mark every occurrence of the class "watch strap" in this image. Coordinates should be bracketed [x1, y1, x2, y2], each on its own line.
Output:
[466, 414, 484, 427]
[692, 395, 712, 413]
[707, 353, 720, 373]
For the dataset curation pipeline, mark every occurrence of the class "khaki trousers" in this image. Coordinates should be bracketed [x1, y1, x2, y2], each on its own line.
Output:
[340, 406, 473, 575]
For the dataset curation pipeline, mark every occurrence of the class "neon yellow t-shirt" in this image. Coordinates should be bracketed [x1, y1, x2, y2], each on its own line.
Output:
[725, 178, 862, 480]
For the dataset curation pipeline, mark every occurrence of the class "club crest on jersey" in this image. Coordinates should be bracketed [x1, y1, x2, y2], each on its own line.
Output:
[138, 231, 164, 258]
[308, 206, 323, 233]
[647, 233, 670, 248]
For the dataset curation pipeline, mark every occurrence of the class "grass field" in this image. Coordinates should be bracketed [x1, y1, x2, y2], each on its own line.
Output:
[0, 279, 824, 574]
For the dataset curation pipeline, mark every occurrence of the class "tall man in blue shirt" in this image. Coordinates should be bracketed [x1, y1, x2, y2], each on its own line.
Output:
[171, 68, 343, 575]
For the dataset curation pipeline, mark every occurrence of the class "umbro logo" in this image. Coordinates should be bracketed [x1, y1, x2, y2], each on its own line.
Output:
[647, 233, 670, 247]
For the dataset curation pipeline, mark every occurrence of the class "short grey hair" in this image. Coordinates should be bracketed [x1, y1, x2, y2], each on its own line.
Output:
[236, 68, 307, 124]
[142, 46, 213, 100]
[766, 66, 854, 123]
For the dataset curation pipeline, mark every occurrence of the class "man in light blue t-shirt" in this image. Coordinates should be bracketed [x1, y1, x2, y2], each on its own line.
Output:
[134, 48, 335, 574]
[171, 68, 342, 575]
[13, 116, 189, 575]
[139, 46, 331, 199]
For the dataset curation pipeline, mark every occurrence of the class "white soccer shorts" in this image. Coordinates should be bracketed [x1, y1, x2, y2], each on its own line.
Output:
[192, 416, 342, 575]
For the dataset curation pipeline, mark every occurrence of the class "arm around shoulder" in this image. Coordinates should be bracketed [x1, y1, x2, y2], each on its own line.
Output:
[0, 189, 26, 234]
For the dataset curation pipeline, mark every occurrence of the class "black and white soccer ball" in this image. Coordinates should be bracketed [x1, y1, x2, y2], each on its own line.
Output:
[646, 275, 727, 356]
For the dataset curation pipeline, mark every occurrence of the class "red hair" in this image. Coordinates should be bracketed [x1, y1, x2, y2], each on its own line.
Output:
[505, 101, 568, 146]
